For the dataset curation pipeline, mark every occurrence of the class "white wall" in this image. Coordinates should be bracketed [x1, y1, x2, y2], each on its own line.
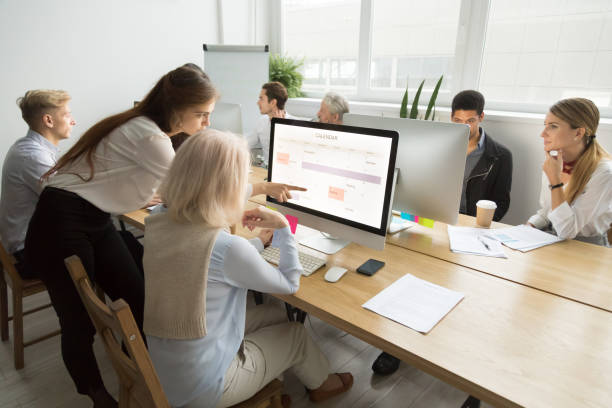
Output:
[0, 0, 218, 169]
[286, 98, 612, 225]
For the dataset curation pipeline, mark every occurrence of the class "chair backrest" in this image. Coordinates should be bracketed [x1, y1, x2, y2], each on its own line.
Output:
[64, 255, 170, 408]
[0, 239, 22, 286]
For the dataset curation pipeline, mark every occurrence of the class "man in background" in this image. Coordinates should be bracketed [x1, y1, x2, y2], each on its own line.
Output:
[450, 89, 513, 222]
[248, 81, 297, 166]
[317, 92, 349, 125]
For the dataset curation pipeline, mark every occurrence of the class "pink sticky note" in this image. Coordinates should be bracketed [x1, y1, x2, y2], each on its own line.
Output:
[285, 214, 298, 234]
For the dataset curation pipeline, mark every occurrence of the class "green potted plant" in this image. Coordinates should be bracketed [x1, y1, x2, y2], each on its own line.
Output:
[269, 54, 305, 98]
[399, 75, 443, 120]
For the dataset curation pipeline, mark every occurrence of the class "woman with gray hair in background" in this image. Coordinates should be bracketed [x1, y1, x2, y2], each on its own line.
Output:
[317, 92, 349, 125]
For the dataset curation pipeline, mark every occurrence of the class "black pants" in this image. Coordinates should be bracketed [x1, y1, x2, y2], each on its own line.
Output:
[15, 231, 143, 280]
[13, 249, 36, 279]
[25, 187, 145, 395]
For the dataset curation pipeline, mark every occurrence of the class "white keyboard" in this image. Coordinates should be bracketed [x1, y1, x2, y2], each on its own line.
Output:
[260, 246, 326, 276]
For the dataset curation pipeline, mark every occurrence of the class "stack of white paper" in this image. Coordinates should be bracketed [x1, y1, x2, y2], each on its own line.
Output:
[484, 225, 563, 252]
[447, 225, 507, 258]
[362, 274, 464, 333]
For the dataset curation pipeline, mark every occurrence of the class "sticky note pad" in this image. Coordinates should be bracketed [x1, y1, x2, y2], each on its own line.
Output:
[400, 212, 417, 222]
[284, 214, 298, 234]
[418, 217, 434, 228]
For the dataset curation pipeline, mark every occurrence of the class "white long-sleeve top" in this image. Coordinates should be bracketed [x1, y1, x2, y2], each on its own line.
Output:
[528, 159, 612, 246]
[47, 116, 174, 214]
[147, 226, 302, 408]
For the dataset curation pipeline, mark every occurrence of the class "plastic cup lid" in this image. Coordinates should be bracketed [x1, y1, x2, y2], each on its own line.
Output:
[476, 200, 497, 209]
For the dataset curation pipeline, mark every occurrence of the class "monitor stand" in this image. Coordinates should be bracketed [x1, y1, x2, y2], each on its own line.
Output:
[386, 167, 413, 234]
[300, 233, 350, 255]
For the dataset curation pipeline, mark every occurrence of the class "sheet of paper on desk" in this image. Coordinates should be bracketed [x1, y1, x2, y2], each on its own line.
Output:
[362, 274, 464, 333]
[484, 225, 562, 252]
[447, 225, 507, 258]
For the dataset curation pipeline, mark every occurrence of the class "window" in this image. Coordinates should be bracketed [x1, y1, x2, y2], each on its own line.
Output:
[284, 0, 361, 94]
[481, 1, 612, 113]
[280, 0, 612, 116]
[370, 0, 461, 95]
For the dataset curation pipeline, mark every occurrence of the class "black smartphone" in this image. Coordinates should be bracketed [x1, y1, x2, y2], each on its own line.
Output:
[356, 259, 385, 276]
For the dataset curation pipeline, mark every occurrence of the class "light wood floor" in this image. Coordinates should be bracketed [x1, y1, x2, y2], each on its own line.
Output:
[1, 291, 494, 408]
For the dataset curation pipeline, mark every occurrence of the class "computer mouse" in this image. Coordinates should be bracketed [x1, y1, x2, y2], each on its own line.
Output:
[324, 266, 348, 283]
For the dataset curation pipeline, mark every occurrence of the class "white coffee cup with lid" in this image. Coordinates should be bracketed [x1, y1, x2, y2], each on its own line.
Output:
[476, 200, 497, 228]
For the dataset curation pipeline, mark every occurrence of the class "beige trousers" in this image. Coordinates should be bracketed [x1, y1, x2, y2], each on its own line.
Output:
[213, 304, 330, 408]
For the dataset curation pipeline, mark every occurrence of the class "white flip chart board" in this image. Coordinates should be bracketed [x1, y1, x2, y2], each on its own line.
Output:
[203, 44, 269, 134]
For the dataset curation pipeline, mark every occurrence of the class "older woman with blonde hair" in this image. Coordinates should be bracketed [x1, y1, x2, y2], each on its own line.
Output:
[528, 97, 612, 246]
[143, 129, 353, 408]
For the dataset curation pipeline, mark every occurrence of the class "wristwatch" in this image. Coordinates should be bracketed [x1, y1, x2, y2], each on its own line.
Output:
[548, 182, 564, 190]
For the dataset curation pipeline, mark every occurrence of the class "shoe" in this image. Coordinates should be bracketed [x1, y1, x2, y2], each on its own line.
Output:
[308, 373, 353, 403]
[372, 352, 400, 375]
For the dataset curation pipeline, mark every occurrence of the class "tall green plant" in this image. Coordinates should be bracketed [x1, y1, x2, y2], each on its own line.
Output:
[399, 75, 444, 121]
[269, 54, 305, 98]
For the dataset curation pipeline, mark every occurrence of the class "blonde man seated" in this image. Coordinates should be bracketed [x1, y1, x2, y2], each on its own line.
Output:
[143, 130, 353, 407]
[0, 89, 75, 278]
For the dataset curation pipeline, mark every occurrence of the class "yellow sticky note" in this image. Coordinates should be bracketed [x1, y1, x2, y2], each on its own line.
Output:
[418, 217, 434, 228]
[266, 205, 277, 211]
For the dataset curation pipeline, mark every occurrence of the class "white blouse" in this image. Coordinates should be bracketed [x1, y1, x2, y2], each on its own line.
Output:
[528, 159, 612, 246]
[47, 116, 174, 214]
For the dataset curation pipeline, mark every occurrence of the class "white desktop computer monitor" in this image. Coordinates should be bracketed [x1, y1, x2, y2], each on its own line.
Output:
[343, 114, 469, 225]
[210, 102, 243, 135]
[267, 118, 398, 253]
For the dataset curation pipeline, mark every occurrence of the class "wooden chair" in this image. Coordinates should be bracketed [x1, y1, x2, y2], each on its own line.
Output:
[64, 255, 284, 408]
[0, 240, 60, 369]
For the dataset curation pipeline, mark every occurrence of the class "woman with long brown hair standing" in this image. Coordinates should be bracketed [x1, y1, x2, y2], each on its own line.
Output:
[528, 97, 612, 246]
[24, 64, 218, 407]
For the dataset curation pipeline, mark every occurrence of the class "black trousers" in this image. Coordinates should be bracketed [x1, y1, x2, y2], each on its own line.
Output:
[25, 187, 145, 395]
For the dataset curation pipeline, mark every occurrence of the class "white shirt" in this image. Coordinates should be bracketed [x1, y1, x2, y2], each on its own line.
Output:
[247, 112, 297, 165]
[528, 159, 612, 246]
[0, 130, 59, 253]
[47, 116, 174, 214]
[147, 226, 301, 407]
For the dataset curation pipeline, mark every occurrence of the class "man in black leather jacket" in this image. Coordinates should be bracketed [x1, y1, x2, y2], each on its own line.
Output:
[372, 90, 513, 377]
[451, 90, 513, 221]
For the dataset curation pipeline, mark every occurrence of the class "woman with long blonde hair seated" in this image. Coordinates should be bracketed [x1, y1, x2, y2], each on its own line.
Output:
[528, 97, 611, 246]
[143, 130, 353, 407]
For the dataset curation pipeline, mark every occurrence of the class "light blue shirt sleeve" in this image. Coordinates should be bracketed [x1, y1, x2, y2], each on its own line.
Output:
[222, 227, 302, 294]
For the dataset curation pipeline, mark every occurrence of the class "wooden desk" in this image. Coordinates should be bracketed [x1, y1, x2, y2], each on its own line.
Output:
[249, 165, 268, 185]
[386, 215, 612, 312]
[244, 170, 612, 312]
[121, 208, 612, 408]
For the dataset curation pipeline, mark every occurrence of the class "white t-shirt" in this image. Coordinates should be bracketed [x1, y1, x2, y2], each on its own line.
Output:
[47, 116, 174, 214]
[528, 159, 612, 245]
[247, 112, 298, 164]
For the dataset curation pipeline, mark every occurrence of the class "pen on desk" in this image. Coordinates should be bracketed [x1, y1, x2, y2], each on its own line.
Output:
[477, 235, 490, 251]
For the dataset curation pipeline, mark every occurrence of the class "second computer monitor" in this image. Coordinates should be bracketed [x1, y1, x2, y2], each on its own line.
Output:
[343, 114, 469, 225]
[268, 118, 398, 251]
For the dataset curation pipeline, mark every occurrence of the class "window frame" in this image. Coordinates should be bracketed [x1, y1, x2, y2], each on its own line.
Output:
[277, 0, 612, 118]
